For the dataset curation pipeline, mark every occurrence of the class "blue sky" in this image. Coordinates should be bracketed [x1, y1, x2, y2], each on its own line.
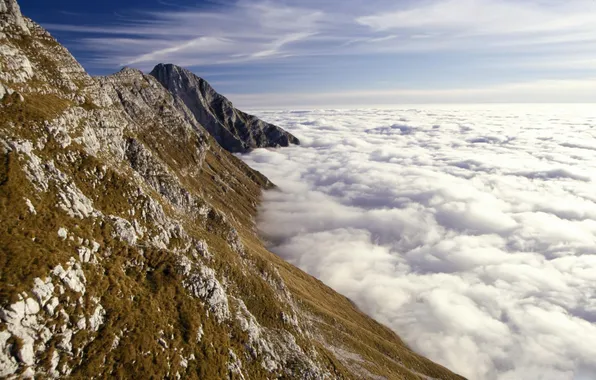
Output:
[19, 0, 596, 107]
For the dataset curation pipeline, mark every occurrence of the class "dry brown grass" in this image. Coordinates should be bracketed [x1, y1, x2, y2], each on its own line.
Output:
[1, 92, 71, 125]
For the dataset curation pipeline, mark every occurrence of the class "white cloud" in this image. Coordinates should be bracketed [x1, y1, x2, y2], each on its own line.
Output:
[240, 105, 596, 380]
[357, 0, 596, 37]
[125, 36, 231, 65]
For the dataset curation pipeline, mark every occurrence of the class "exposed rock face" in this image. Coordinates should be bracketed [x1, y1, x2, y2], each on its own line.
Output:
[0, 1, 464, 379]
[0, 0, 28, 34]
[150, 63, 300, 153]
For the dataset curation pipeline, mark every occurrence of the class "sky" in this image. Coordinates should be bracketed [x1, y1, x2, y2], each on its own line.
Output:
[19, 0, 596, 107]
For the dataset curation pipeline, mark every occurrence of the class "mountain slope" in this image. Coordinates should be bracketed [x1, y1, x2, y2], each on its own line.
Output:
[150, 63, 299, 153]
[0, 1, 464, 379]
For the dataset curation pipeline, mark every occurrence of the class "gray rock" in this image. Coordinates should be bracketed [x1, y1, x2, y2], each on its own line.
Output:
[0, 0, 29, 34]
[150, 64, 299, 153]
[31, 277, 54, 306]
[57, 227, 68, 240]
[77, 246, 92, 263]
[24, 298, 39, 315]
[176, 256, 230, 322]
[24, 198, 36, 214]
[45, 297, 59, 315]
[53, 259, 86, 294]
[110, 216, 138, 246]
[0, 330, 18, 377]
[88, 305, 105, 331]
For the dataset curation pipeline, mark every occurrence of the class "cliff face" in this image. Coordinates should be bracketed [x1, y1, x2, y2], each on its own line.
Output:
[150, 63, 300, 153]
[0, 1, 464, 379]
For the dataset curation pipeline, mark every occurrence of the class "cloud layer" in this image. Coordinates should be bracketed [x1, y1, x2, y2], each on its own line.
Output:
[240, 105, 596, 380]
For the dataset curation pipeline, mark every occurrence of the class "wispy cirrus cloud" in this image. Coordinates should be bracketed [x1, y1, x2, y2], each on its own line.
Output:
[45, 0, 596, 67]
[46, 1, 331, 68]
[357, 0, 596, 36]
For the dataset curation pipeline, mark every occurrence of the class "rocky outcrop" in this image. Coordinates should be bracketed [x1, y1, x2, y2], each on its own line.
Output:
[0, 1, 464, 379]
[150, 63, 300, 153]
[0, 0, 28, 34]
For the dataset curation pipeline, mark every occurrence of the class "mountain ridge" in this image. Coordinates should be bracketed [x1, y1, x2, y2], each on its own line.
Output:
[0, 1, 465, 378]
[150, 63, 300, 153]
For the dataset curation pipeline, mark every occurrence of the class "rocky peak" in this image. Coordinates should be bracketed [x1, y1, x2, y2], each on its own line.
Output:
[114, 66, 146, 78]
[0, 0, 28, 34]
[150, 63, 300, 153]
[101, 66, 153, 89]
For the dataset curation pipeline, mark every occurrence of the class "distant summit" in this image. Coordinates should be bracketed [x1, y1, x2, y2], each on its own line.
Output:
[150, 63, 300, 153]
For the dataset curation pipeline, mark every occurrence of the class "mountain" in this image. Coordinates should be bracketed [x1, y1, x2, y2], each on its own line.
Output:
[0, 1, 464, 379]
[150, 63, 299, 153]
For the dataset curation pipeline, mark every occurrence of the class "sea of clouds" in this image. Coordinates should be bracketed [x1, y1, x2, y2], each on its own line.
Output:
[240, 104, 596, 380]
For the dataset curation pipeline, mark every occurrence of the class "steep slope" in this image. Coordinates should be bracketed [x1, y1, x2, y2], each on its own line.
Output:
[150, 63, 300, 153]
[0, 1, 464, 379]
